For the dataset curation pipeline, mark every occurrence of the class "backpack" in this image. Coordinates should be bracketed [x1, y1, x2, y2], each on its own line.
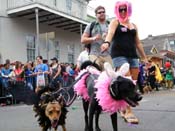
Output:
[87, 21, 110, 54]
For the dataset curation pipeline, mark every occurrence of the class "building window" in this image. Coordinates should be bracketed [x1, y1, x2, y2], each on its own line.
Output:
[79, 2, 84, 17]
[54, 0, 57, 6]
[26, 36, 35, 62]
[169, 40, 175, 51]
[55, 41, 60, 59]
[169, 40, 175, 45]
[67, 44, 74, 63]
[66, 0, 72, 13]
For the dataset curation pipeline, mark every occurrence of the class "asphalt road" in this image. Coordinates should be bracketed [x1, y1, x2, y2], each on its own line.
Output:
[0, 89, 175, 131]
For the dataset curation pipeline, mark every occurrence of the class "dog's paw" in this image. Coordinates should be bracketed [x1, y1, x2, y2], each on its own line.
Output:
[87, 127, 93, 131]
[84, 126, 89, 131]
[95, 127, 101, 131]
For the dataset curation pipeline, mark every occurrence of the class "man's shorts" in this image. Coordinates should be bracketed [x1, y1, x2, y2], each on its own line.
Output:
[112, 56, 139, 68]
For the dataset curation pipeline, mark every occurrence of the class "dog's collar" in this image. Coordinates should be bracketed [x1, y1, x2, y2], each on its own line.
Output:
[109, 85, 116, 98]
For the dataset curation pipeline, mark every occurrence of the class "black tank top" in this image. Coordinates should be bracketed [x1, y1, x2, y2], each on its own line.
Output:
[111, 22, 138, 58]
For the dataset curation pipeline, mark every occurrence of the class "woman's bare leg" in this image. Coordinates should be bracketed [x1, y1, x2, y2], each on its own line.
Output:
[123, 68, 139, 124]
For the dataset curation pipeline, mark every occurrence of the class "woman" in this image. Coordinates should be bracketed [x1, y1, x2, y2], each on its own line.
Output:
[50, 57, 62, 89]
[101, 1, 148, 124]
[34, 56, 49, 93]
[14, 61, 24, 82]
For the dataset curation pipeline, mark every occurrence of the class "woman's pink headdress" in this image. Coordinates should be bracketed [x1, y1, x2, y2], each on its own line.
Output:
[114, 1, 132, 22]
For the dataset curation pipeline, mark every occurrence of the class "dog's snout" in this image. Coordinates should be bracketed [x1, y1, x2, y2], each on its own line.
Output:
[136, 95, 142, 101]
[53, 119, 58, 123]
[135, 93, 142, 102]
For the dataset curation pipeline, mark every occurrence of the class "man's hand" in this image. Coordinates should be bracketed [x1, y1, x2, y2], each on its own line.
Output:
[92, 34, 102, 42]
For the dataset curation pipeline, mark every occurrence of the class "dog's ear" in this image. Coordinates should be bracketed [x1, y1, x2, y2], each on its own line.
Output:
[57, 95, 64, 107]
[116, 63, 130, 76]
[40, 103, 48, 109]
[104, 62, 116, 78]
[109, 80, 122, 100]
[40, 93, 53, 102]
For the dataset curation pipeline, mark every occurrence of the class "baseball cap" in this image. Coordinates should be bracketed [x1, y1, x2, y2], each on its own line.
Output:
[51, 57, 58, 62]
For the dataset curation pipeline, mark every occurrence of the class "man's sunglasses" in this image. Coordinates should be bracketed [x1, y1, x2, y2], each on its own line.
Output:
[119, 8, 127, 13]
[97, 11, 105, 14]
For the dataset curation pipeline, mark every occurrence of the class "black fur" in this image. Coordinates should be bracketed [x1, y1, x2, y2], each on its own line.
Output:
[80, 60, 142, 131]
[110, 76, 142, 107]
[33, 88, 68, 131]
[80, 60, 102, 71]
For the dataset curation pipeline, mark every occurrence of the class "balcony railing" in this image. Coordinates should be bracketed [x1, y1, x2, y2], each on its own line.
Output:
[7, 0, 94, 21]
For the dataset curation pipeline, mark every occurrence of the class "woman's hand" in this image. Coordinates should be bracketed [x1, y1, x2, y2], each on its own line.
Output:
[142, 58, 148, 65]
[100, 42, 110, 52]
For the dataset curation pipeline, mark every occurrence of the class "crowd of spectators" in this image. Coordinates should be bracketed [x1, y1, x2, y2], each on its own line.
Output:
[137, 60, 175, 94]
[0, 57, 78, 98]
[0, 57, 175, 104]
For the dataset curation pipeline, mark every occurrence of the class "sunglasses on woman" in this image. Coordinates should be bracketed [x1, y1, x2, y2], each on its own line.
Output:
[119, 8, 127, 13]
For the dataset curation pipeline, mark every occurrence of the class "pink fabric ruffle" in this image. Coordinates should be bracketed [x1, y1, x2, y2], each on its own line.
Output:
[95, 72, 127, 114]
[74, 70, 90, 101]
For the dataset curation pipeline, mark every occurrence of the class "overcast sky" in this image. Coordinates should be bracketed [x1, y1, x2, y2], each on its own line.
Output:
[88, 0, 175, 39]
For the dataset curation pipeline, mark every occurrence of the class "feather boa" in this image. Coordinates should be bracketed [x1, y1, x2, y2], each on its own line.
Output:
[95, 72, 127, 114]
[74, 69, 128, 114]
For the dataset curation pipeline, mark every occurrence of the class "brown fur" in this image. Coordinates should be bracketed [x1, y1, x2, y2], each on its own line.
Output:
[143, 85, 152, 94]
[33, 92, 67, 131]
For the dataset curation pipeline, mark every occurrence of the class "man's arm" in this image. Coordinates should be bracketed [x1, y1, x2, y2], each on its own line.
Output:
[81, 24, 101, 44]
[81, 32, 96, 44]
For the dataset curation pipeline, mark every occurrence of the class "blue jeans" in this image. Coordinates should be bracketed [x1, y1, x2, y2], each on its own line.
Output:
[2, 78, 9, 89]
[112, 56, 139, 68]
[50, 76, 63, 88]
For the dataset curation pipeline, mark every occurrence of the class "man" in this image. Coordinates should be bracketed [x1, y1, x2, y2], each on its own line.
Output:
[1, 63, 12, 96]
[81, 5, 112, 70]
[76, 45, 89, 71]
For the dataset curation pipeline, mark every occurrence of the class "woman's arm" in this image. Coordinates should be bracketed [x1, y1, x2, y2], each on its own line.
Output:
[101, 19, 118, 52]
[134, 25, 147, 61]
[106, 19, 118, 42]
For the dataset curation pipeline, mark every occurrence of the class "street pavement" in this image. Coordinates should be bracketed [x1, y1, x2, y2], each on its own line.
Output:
[0, 89, 175, 131]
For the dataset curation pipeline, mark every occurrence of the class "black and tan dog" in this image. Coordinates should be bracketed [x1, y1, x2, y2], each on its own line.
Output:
[79, 61, 142, 131]
[33, 88, 68, 131]
[143, 85, 152, 94]
[143, 81, 152, 94]
[8, 81, 76, 131]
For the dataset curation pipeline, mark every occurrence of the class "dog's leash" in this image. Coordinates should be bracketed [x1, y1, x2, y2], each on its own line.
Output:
[93, 51, 105, 64]
[51, 71, 89, 107]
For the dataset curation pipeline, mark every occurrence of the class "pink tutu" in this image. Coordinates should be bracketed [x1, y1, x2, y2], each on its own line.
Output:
[95, 72, 127, 114]
[74, 70, 90, 101]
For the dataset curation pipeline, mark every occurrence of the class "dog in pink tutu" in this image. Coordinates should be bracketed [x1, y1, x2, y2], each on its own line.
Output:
[74, 61, 142, 131]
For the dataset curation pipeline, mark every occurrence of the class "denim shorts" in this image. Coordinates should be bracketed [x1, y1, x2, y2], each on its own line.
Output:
[112, 56, 139, 68]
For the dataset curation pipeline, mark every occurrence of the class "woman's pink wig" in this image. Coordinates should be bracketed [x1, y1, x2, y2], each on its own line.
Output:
[114, 1, 132, 22]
